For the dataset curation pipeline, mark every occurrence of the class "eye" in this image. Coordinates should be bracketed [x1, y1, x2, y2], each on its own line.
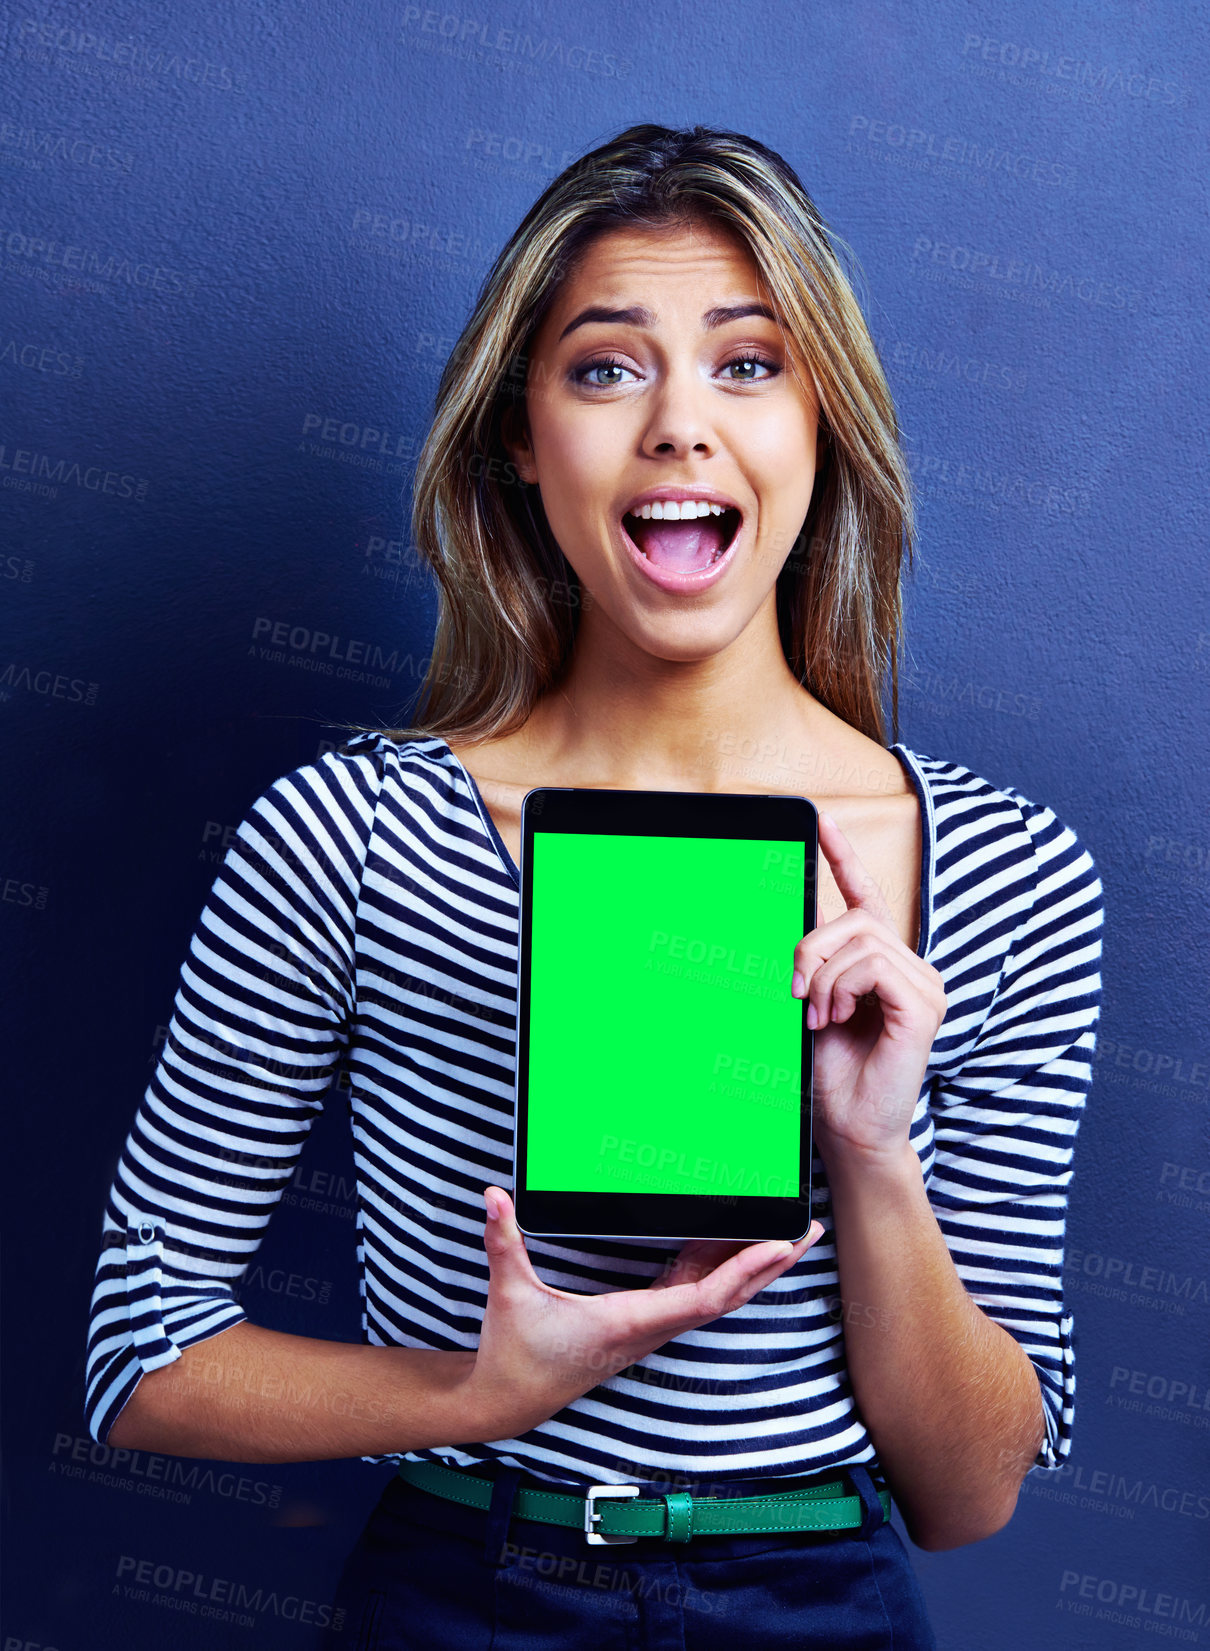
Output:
[721, 355, 778, 382]
[574, 355, 636, 387]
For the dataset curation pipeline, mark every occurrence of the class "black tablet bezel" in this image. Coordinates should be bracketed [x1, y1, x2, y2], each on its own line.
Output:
[513, 786, 816, 1243]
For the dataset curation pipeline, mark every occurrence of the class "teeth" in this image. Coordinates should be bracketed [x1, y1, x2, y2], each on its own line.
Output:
[632, 500, 729, 520]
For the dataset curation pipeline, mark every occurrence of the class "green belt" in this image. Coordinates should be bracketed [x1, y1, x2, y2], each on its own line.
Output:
[396, 1459, 891, 1545]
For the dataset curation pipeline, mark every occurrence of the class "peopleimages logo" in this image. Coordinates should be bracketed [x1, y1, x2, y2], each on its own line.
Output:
[52, 1432, 282, 1508]
[0, 228, 189, 294]
[1051, 1462, 1210, 1520]
[0, 120, 135, 172]
[400, 7, 631, 77]
[1066, 1246, 1209, 1306]
[910, 237, 1143, 311]
[847, 114, 1076, 187]
[0, 440, 147, 500]
[14, 18, 249, 94]
[1058, 1570, 1207, 1628]
[296, 410, 424, 478]
[0, 337, 84, 376]
[0, 664, 99, 704]
[1109, 1366, 1210, 1423]
[248, 615, 404, 690]
[959, 34, 1181, 104]
[115, 1555, 344, 1631]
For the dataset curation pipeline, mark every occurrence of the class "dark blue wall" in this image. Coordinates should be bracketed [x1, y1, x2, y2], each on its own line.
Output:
[4, 3, 1207, 1647]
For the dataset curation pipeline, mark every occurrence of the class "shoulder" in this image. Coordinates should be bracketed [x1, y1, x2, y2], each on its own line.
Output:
[226, 732, 472, 875]
[895, 744, 1104, 960]
[247, 730, 458, 815]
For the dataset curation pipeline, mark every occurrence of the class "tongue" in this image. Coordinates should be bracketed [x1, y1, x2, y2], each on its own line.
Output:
[628, 516, 727, 570]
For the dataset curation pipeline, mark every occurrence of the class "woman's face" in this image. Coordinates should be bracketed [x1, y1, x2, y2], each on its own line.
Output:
[505, 216, 821, 666]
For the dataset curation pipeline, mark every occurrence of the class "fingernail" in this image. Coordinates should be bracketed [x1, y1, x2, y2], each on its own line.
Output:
[485, 1191, 499, 1220]
[806, 1002, 818, 1030]
[792, 968, 805, 998]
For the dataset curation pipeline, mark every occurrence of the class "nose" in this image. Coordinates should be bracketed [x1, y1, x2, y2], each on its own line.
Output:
[638, 363, 716, 460]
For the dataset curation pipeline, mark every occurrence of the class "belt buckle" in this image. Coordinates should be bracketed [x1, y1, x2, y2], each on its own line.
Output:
[584, 1483, 640, 1545]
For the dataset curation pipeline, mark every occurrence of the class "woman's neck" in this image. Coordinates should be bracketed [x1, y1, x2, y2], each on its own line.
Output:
[523, 600, 828, 791]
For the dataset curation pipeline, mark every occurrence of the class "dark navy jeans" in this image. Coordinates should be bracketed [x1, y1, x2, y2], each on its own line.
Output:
[318, 1462, 937, 1649]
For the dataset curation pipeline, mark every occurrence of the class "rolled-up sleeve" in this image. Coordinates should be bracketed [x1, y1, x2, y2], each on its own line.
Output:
[926, 795, 1103, 1472]
[84, 746, 379, 1444]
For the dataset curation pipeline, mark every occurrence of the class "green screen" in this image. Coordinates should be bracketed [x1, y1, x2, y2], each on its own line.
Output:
[526, 832, 806, 1197]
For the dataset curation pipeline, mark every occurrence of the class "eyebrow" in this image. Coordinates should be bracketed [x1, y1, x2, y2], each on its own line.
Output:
[557, 301, 778, 341]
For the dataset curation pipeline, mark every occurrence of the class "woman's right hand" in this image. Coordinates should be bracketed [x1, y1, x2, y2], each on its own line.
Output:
[462, 1186, 824, 1440]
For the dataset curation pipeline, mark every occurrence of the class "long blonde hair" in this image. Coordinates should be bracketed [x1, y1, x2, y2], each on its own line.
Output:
[382, 124, 913, 747]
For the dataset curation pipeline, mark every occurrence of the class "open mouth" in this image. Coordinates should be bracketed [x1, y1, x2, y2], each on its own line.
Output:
[622, 503, 743, 574]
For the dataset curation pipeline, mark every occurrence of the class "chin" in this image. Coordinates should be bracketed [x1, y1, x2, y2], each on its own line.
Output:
[624, 613, 750, 665]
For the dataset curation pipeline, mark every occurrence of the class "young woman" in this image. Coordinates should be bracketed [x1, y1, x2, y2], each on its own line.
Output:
[85, 126, 1103, 1647]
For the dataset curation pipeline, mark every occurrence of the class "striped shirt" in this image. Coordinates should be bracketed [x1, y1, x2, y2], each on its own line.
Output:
[85, 730, 1104, 1486]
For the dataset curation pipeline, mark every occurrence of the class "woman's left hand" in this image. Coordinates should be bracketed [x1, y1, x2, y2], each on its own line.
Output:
[793, 812, 947, 1167]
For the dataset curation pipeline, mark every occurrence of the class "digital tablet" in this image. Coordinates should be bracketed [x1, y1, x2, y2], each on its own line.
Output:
[513, 787, 816, 1243]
